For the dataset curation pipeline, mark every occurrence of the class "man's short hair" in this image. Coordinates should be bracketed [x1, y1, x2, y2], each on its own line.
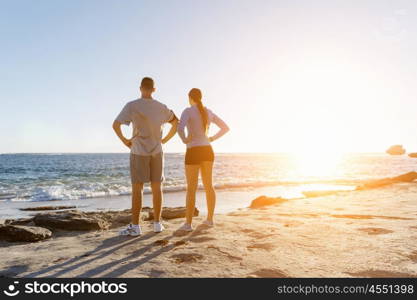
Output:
[140, 77, 154, 90]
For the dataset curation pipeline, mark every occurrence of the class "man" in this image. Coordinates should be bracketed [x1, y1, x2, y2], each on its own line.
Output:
[113, 77, 178, 236]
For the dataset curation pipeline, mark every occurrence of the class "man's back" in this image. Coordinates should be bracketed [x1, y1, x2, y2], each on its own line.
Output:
[116, 98, 175, 156]
[113, 77, 179, 235]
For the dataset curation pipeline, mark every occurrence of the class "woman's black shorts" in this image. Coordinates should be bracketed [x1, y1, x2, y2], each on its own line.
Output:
[185, 146, 215, 165]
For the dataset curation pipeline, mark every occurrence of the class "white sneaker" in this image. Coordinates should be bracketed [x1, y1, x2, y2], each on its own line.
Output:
[153, 222, 164, 233]
[119, 224, 142, 236]
[203, 220, 214, 227]
[178, 223, 193, 232]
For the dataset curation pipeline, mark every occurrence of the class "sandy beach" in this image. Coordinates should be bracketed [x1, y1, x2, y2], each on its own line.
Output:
[1, 180, 416, 278]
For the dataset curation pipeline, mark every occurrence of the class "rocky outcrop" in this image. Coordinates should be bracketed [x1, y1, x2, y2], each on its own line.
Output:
[6, 206, 196, 234]
[0, 206, 196, 243]
[4, 217, 34, 226]
[386, 145, 406, 155]
[107, 210, 134, 226]
[147, 207, 199, 220]
[0, 225, 52, 242]
[33, 210, 109, 231]
[91, 209, 150, 228]
[356, 171, 417, 190]
[249, 196, 287, 208]
[20, 205, 76, 211]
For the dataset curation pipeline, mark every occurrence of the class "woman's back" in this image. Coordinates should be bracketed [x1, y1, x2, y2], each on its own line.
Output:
[178, 105, 228, 148]
[178, 89, 230, 230]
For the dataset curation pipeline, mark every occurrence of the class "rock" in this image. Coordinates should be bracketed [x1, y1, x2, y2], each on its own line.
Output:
[392, 172, 417, 182]
[386, 145, 406, 155]
[147, 207, 199, 220]
[249, 196, 287, 209]
[0, 225, 52, 242]
[108, 210, 149, 227]
[33, 210, 109, 231]
[409, 153, 417, 158]
[4, 217, 34, 226]
[357, 171, 417, 190]
[20, 205, 76, 211]
[111, 213, 132, 225]
[82, 209, 149, 228]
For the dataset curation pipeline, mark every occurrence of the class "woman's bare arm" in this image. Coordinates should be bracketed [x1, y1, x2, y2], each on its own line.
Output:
[209, 113, 229, 142]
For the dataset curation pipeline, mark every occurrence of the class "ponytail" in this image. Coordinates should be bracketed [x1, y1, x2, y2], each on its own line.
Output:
[189, 88, 208, 134]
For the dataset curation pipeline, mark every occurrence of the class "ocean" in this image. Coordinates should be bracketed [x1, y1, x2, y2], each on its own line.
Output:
[1, 153, 416, 203]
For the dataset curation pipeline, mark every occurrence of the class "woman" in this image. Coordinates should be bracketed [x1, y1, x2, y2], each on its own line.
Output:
[177, 88, 229, 231]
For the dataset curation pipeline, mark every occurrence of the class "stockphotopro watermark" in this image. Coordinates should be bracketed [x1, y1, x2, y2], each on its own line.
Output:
[2, 280, 128, 297]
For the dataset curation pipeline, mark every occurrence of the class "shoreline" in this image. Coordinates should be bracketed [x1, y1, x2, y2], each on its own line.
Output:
[2, 171, 415, 220]
[0, 186, 284, 220]
[0, 179, 361, 203]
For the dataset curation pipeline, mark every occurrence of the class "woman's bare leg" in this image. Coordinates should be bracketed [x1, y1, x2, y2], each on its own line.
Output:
[200, 161, 215, 222]
[185, 164, 200, 225]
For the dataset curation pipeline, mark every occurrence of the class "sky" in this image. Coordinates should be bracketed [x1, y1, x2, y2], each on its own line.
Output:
[1, 0, 416, 154]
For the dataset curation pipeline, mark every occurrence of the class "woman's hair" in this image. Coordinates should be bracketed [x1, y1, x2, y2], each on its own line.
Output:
[189, 88, 208, 134]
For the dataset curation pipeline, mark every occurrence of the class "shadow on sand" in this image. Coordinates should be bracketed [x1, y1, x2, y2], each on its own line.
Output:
[24, 225, 211, 278]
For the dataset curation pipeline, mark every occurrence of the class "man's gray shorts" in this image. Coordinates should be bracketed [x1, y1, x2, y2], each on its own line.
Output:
[130, 152, 164, 183]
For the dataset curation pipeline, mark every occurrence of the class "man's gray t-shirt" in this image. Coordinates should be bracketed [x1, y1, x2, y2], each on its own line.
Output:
[115, 98, 175, 156]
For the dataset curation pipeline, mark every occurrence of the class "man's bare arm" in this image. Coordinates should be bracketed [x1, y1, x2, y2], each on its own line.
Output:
[112, 120, 132, 148]
[161, 119, 178, 144]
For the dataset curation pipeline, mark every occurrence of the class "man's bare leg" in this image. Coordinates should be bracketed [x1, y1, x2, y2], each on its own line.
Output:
[151, 182, 162, 222]
[131, 182, 144, 225]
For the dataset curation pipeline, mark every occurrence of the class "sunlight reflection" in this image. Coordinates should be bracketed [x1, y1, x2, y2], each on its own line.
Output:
[291, 150, 344, 178]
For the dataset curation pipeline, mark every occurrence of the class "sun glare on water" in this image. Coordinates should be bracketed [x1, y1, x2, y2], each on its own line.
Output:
[290, 148, 344, 179]
[282, 149, 349, 199]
